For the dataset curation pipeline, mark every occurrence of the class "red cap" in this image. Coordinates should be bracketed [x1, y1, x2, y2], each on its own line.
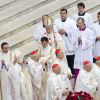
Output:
[55, 49, 61, 55]
[31, 50, 38, 55]
[83, 61, 91, 65]
[52, 64, 59, 69]
[95, 56, 100, 61]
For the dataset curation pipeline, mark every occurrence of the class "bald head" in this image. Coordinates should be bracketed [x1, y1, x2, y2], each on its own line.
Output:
[52, 64, 61, 74]
[83, 63, 92, 72]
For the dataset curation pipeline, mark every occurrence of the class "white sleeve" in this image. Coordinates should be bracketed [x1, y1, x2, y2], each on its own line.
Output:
[66, 66, 72, 75]
[46, 78, 62, 100]
[67, 20, 77, 34]
[81, 30, 94, 49]
[55, 33, 64, 48]
[80, 74, 97, 94]
[94, 24, 100, 37]
[64, 28, 78, 51]
[65, 20, 77, 46]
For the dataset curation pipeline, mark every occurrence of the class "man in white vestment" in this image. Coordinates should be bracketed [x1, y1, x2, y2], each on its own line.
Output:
[54, 49, 72, 79]
[38, 36, 55, 64]
[93, 12, 100, 58]
[75, 61, 98, 99]
[33, 15, 48, 41]
[0, 42, 22, 100]
[74, 17, 94, 80]
[45, 63, 72, 100]
[72, 2, 94, 30]
[54, 8, 77, 75]
[38, 37, 56, 100]
[92, 56, 100, 99]
[32, 36, 56, 100]
[26, 50, 43, 100]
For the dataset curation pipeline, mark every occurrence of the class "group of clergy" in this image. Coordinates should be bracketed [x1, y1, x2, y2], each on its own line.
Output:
[0, 2, 100, 100]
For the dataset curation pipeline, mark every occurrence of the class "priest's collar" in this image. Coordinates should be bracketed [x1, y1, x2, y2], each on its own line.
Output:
[79, 25, 86, 31]
[78, 12, 85, 16]
[43, 24, 46, 27]
[61, 18, 67, 22]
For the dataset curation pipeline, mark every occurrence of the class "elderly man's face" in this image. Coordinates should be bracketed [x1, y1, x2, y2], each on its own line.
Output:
[77, 19, 85, 28]
[84, 64, 92, 72]
[52, 65, 61, 74]
[46, 26, 53, 34]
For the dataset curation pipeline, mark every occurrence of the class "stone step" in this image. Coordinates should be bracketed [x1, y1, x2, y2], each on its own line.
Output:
[0, 0, 79, 38]
[0, 0, 54, 24]
[0, 0, 16, 7]
[0, 0, 22, 11]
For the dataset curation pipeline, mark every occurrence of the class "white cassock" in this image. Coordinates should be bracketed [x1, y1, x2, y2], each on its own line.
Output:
[75, 69, 98, 98]
[72, 12, 94, 30]
[38, 45, 56, 99]
[20, 65, 34, 100]
[38, 45, 56, 63]
[39, 69, 49, 100]
[45, 72, 72, 100]
[0, 50, 21, 100]
[27, 57, 43, 100]
[33, 22, 46, 41]
[54, 58, 72, 76]
[74, 28, 94, 69]
[93, 22, 100, 57]
[54, 17, 77, 56]
[0, 51, 15, 65]
[0, 69, 12, 100]
[8, 63, 21, 100]
[92, 63, 100, 99]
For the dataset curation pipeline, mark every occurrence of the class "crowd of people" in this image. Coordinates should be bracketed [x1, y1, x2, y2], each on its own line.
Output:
[0, 2, 100, 100]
